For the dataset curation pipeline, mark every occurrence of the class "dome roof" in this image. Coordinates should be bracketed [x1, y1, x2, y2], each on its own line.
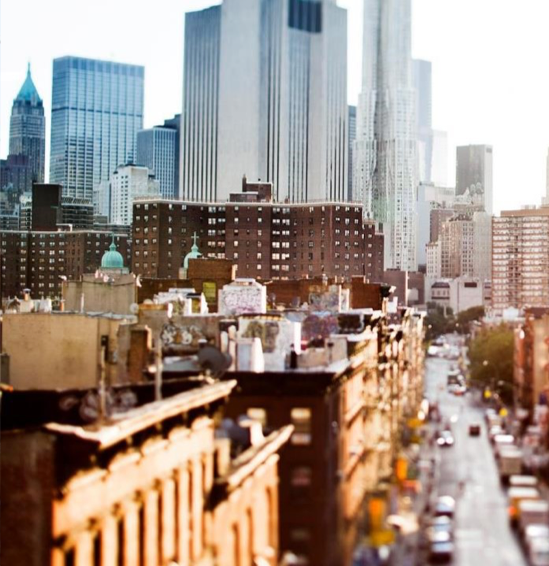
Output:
[183, 232, 202, 269]
[101, 238, 124, 269]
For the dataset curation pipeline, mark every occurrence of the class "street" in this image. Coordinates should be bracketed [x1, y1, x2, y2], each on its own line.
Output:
[424, 355, 528, 565]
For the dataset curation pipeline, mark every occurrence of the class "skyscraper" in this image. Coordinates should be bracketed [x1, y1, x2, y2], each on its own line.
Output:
[413, 59, 432, 184]
[348, 105, 356, 201]
[455, 145, 493, 215]
[354, 0, 418, 271]
[9, 64, 45, 184]
[137, 115, 180, 199]
[182, 0, 348, 203]
[50, 56, 144, 201]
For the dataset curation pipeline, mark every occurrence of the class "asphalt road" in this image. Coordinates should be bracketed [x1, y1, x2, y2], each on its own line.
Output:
[424, 354, 528, 566]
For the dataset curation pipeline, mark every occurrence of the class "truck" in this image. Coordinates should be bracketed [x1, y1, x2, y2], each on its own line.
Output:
[519, 499, 549, 535]
[499, 448, 523, 483]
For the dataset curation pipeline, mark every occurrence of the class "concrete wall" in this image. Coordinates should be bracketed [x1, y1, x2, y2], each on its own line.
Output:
[63, 275, 137, 315]
[2, 313, 127, 389]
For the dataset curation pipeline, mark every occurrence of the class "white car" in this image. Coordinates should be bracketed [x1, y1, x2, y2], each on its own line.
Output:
[529, 538, 549, 566]
[434, 496, 456, 518]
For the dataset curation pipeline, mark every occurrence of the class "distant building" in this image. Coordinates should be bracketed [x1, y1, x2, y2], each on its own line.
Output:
[9, 64, 45, 184]
[136, 115, 180, 199]
[29, 183, 93, 231]
[50, 56, 144, 201]
[440, 211, 491, 281]
[355, 0, 418, 271]
[492, 207, 549, 313]
[0, 230, 131, 299]
[63, 239, 137, 316]
[414, 59, 433, 184]
[131, 182, 384, 282]
[416, 182, 455, 267]
[456, 144, 493, 215]
[431, 129, 449, 186]
[348, 105, 356, 201]
[182, 0, 348, 202]
[427, 277, 488, 313]
[109, 165, 160, 226]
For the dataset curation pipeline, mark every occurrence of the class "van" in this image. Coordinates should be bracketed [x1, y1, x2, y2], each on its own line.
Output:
[519, 500, 549, 535]
[508, 487, 541, 527]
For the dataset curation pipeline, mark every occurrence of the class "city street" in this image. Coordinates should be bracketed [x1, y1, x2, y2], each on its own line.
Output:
[424, 354, 528, 565]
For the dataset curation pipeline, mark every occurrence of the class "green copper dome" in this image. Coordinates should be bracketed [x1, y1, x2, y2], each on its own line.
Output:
[183, 232, 202, 269]
[101, 238, 124, 269]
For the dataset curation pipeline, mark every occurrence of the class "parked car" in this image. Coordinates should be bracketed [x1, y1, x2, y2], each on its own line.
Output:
[426, 516, 454, 542]
[488, 425, 503, 442]
[437, 431, 455, 448]
[508, 487, 541, 527]
[434, 496, 456, 518]
[469, 423, 481, 436]
[509, 475, 539, 489]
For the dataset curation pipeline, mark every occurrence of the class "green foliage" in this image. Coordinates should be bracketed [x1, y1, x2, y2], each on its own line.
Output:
[468, 325, 514, 402]
[456, 306, 485, 333]
[424, 304, 456, 341]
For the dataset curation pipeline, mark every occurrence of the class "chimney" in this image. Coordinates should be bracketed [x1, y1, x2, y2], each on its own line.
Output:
[127, 325, 153, 383]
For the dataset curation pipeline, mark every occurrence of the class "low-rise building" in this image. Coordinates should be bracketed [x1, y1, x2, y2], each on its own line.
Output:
[1, 378, 292, 566]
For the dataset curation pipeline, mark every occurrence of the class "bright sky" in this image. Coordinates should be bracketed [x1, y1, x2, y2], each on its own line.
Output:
[1, 0, 548, 213]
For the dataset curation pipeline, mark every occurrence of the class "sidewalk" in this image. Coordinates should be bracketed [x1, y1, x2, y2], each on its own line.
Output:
[389, 424, 438, 566]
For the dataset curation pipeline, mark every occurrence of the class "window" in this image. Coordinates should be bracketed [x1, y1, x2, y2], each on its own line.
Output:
[291, 408, 312, 445]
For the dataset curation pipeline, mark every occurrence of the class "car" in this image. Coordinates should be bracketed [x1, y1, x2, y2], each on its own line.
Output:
[428, 540, 454, 563]
[489, 425, 503, 441]
[434, 496, 456, 518]
[525, 524, 549, 547]
[529, 538, 549, 566]
[425, 517, 454, 543]
[437, 431, 455, 448]
[469, 423, 481, 436]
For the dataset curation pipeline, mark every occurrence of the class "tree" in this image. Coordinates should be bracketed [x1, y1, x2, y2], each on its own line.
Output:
[468, 325, 514, 403]
[424, 303, 455, 341]
[456, 306, 485, 334]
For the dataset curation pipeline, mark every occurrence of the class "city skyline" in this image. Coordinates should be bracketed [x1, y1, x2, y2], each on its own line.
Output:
[2, 0, 549, 212]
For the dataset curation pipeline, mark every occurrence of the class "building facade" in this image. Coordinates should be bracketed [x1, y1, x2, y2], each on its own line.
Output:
[50, 56, 144, 201]
[354, 0, 418, 271]
[492, 207, 549, 313]
[109, 165, 160, 226]
[131, 196, 384, 282]
[348, 105, 357, 201]
[456, 145, 493, 215]
[0, 230, 131, 300]
[137, 116, 180, 200]
[413, 59, 433, 184]
[9, 64, 45, 185]
[182, 0, 348, 203]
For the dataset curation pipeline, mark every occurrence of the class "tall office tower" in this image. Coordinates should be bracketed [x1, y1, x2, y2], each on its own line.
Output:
[50, 57, 144, 201]
[182, 0, 348, 203]
[543, 149, 549, 206]
[137, 115, 180, 199]
[455, 145, 493, 215]
[354, 0, 418, 270]
[9, 64, 46, 184]
[431, 129, 449, 186]
[348, 105, 357, 201]
[413, 59, 432, 184]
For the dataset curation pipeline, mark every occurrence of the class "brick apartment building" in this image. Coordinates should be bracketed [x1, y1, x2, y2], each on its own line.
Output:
[0, 230, 131, 299]
[132, 188, 384, 283]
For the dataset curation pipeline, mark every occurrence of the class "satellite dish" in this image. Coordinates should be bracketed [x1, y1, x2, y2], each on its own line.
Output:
[130, 303, 139, 315]
[197, 344, 232, 378]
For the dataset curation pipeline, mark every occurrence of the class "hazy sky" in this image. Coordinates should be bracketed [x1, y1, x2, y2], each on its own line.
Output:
[1, 0, 548, 213]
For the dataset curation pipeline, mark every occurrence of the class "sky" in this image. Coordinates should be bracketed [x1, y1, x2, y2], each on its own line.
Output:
[1, 0, 548, 213]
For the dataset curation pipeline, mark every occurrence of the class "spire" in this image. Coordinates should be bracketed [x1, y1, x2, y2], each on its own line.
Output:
[15, 63, 42, 104]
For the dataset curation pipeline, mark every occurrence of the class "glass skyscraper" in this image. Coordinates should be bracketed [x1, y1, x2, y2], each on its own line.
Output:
[9, 64, 45, 185]
[136, 115, 180, 200]
[355, 0, 418, 271]
[50, 56, 144, 201]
